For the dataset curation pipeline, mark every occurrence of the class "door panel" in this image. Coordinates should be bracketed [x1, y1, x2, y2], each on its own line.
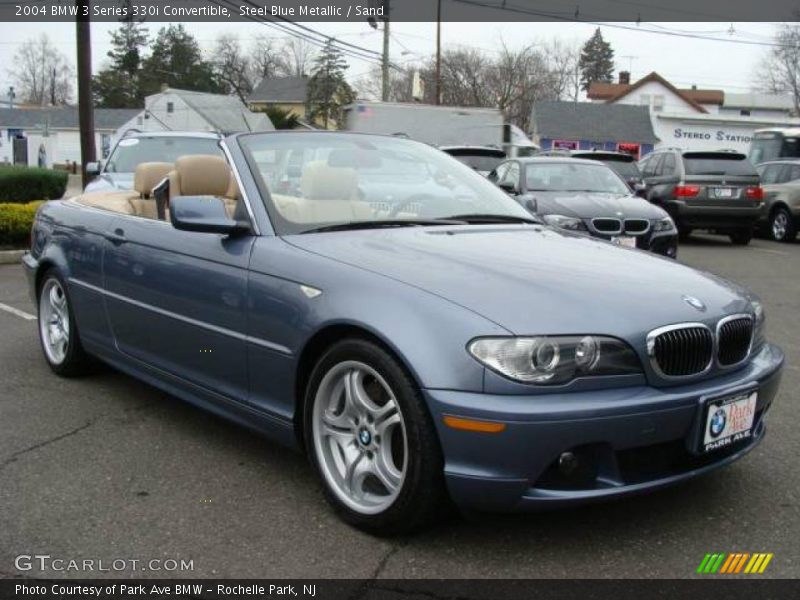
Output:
[103, 215, 254, 400]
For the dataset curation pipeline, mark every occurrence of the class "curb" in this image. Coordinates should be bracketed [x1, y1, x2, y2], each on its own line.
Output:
[0, 250, 25, 265]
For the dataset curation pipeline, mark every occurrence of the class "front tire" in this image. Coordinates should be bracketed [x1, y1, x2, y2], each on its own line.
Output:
[770, 207, 797, 242]
[729, 229, 753, 245]
[304, 338, 448, 535]
[37, 270, 90, 377]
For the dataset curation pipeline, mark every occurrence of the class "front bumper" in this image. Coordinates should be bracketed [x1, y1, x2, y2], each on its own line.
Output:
[425, 343, 783, 511]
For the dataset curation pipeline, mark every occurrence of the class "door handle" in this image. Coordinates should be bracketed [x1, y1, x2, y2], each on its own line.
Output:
[106, 228, 127, 245]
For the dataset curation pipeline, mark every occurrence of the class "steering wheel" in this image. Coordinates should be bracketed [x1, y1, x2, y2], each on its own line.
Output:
[387, 194, 438, 218]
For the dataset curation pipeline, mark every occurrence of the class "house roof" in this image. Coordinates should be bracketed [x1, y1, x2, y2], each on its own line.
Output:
[531, 101, 660, 145]
[587, 72, 722, 113]
[162, 88, 274, 133]
[248, 76, 308, 104]
[0, 107, 140, 131]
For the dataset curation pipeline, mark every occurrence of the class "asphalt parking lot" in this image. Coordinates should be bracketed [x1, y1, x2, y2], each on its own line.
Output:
[0, 234, 798, 580]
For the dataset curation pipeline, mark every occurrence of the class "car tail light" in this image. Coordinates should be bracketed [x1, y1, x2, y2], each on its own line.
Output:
[674, 185, 700, 198]
[745, 186, 764, 201]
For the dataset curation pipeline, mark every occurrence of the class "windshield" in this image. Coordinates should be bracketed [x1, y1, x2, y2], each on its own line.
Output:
[525, 162, 631, 194]
[446, 150, 505, 172]
[749, 133, 800, 165]
[105, 137, 223, 173]
[239, 132, 531, 235]
[682, 153, 758, 176]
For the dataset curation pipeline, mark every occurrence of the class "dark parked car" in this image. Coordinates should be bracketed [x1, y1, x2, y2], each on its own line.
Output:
[638, 149, 764, 245]
[755, 159, 800, 242]
[25, 132, 783, 534]
[538, 149, 645, 194]
[489, 157, 678, 257]
[85, 132, 225, 193]
[439, 146, 506, 177]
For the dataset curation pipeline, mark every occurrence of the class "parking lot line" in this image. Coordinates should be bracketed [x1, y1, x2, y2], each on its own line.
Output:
[750, 248, 790, 256]
[0, 302, 36, 321]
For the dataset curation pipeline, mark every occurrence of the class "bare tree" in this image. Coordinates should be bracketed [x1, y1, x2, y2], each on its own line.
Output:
[542, 38, 582, 102]
[10, 34, 73, 105]
[213, 34, 256, 104]
[354, 63, 421, 102]
[281, 38, 317, 77]
[757, 24, 800, 114]
[251, 34, 286, 80]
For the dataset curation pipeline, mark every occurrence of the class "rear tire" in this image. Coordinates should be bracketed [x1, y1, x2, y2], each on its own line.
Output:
[304, 338, 448, 535]
[769, 207, 796, 242]
[37, 269, 91, 377]
[729, 229, 753, 245]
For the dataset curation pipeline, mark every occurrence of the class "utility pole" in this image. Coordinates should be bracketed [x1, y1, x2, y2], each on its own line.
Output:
[7, 86, 14, 110]
[381, 1, 390, 102]
[435, 0, 441, 105]
[76, 0, 96, 187]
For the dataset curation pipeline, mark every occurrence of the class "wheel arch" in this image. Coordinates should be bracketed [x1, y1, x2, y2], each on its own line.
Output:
[292, 322, 424, 448]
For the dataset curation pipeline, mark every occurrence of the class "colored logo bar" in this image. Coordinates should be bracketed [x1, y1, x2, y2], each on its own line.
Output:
[697, 553, 773, 574]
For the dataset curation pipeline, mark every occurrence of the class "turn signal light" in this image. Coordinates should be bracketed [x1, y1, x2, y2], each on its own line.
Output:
[745, 186, 764, 201]
[674, 185, 700, 198]
[443, 415, 506, 433]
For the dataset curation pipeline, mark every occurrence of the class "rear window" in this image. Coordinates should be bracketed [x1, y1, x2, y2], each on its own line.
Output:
[445, 149, 506, 172]
[682, 153, 757, 176]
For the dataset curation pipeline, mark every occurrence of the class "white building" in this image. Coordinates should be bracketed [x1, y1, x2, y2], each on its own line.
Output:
[0, 107, 139, 167]
[588, 72, 800, 154]
[114, 87, 273, 147]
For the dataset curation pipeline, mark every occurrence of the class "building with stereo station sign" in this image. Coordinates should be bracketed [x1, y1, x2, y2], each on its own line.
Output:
[587, 71, 800, 155]
[531, 72, 800, 159]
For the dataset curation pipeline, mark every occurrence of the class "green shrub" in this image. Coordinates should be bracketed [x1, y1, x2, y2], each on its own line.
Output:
[0, 166, 68, 203]
[0, 201, 44, 248]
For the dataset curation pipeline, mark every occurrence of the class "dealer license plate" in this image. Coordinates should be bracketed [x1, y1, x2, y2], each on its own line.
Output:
[612, 236, 637, 248]
[714, 187, 734, 198]
[701, 391, 757, 453]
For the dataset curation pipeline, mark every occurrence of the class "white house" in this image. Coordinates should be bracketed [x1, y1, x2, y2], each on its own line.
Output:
[0, 107, 139, 167]
[113, 87, 273, 147]
[588, 72, 800, 154]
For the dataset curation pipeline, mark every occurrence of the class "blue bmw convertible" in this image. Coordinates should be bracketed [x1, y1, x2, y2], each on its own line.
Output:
[23, 132, 784, 534]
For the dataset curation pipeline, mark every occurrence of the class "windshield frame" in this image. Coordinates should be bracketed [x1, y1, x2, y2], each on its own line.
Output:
[237, 131, 532, 236]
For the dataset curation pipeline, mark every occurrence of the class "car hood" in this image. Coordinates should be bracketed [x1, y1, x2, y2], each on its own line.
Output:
[533, 191, 664, 220]
[285, 226, 752, 336]
[83, 173, 133, 193]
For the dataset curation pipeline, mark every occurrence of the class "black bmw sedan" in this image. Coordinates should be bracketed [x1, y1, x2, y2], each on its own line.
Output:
[489, 157, 678, 257]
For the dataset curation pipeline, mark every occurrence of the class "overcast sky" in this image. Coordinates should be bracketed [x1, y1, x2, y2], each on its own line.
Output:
[0, 20, 784, 102]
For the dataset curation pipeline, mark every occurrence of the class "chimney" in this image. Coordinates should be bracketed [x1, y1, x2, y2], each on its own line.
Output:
[619, 71, 630, 85]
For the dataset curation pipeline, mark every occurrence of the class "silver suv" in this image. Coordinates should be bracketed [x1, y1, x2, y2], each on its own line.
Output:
[756, 159, 800, 242]
[639, 149, 763, 245]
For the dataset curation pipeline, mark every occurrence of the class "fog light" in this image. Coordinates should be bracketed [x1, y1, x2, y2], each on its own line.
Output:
[558, 451, 578, 475]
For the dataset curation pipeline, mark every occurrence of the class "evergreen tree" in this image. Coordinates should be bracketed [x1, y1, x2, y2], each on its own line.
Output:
[307, 40, 355, 129]
[139, 25, 223, 97]
[93, 1, 148, 108]
[578, 28, 615, 92]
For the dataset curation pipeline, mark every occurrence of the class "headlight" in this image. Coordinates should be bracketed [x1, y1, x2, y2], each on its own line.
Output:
[752, 299, 766, 349]
[653, 216, 676, 232]
[543, 214, 587, 231]
[468, 336, 642, 385]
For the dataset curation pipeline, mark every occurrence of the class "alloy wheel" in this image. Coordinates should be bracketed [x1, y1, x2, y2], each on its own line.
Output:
[772, 211, 788, 241]
[39, 278, 70, 365]
[311, 360, 407, 515]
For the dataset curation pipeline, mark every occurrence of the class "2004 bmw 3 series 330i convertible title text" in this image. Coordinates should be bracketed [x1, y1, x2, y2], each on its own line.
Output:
[23, 132, 784, 535]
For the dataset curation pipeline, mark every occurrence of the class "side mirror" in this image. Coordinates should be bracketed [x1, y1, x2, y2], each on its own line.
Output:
[170, 196, 249, 235]
[633, 183, 648, 198]
[498, 181, 517, 195]
[85, 161, 101, 176]
[518, 194, 537, 214]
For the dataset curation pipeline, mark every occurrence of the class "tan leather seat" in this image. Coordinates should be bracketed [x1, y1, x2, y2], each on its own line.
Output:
[129, 162, 172, 219]
[270, 161, 371, 223]
[166, 155, 238, 218]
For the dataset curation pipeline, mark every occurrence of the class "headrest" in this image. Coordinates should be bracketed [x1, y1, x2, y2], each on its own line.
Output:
[301, 161, 357, 200]
[134, 162, 173, 197]
[175, 155, 231, 197]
